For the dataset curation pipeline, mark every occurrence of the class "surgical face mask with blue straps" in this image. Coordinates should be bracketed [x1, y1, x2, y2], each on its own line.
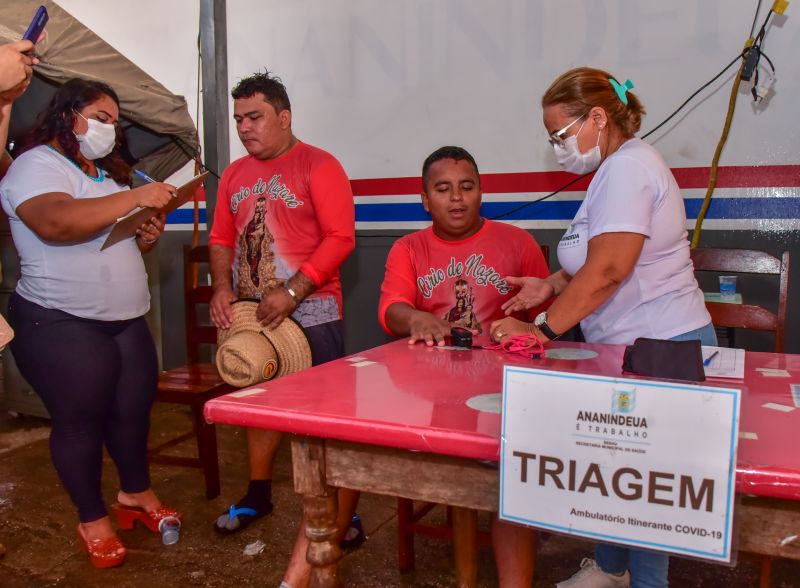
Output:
[73, 111, 117, 160]
[552, 117, 603, 175]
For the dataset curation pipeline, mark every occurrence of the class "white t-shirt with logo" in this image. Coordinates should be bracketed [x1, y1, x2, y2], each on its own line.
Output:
[0, 146, 150, 320]
[557, 138, 709, 344]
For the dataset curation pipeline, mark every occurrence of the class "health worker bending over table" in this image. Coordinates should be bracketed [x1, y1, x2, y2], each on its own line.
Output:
[491, 68, 715, 588]
[0, 78, 179, 569]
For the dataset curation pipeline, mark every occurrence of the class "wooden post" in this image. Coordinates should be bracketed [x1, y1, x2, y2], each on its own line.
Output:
[291, 436, 342, 588]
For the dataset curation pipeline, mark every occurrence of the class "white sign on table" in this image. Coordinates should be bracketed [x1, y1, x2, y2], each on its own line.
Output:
[499, 367, 740, 563]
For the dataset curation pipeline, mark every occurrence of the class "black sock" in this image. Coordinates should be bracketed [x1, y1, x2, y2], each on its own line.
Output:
[237, 479, 272, 513]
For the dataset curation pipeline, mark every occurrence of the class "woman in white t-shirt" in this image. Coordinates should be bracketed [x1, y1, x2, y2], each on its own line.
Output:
[0, 78, 180, 569]
[491, 68, 715, 588]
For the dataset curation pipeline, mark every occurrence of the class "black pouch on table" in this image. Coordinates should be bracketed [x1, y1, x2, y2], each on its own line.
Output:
[621, 337, 705, 382]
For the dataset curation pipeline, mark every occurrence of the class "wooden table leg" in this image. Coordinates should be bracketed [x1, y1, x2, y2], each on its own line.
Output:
[291, 437, 342, 588]
[397, 497, 416, 572]
[759, 555, 772, 588]
[192, 404, 220, 499]
[452, 506, 478, 588]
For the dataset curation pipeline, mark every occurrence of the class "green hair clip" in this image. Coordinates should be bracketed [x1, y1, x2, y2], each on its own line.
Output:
[609, 78, 634, 105]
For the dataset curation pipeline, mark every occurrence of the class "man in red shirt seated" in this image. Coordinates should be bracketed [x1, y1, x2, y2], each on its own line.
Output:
[379, 145, 550, 585]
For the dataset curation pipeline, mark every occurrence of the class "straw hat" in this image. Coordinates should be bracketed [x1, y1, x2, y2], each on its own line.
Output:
[216, 300, 312, 387]
[0, 313, 13, 352]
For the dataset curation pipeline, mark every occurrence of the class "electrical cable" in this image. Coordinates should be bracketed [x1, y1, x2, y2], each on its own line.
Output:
[199, 3, 778, 240]
[760, 50, 776, 71]
[206, 6, 779, 239]
[691, 5, 776, 247]
[690, 61, 746, 248]
[640, 53, 744, 141]
[754, 9, 774, 43]
[490, 2, 778, 226]
[749, 0, 764, 37]
[487, 51, 744, 222]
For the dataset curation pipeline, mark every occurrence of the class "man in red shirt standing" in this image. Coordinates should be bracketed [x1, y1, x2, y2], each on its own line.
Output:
[208, 71, 357, 587]
[379, 145, 549, 585]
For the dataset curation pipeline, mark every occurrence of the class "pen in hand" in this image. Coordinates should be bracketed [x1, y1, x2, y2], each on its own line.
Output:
[703, 350, 719, 367]
[134, 169, 178, 199]
[134, 169, 156, 183]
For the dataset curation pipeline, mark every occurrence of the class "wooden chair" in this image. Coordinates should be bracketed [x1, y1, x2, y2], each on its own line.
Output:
[692, 247, 790, 587]
[397, 499, 492, 574]
[690, 248, 790, 352]
[149, 245, 234, 499]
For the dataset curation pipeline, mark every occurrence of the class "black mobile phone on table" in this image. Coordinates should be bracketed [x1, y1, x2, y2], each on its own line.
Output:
[23, 5, 49, 43]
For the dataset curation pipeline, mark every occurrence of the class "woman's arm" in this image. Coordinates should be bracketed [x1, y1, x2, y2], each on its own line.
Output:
[501, 269, 573, 315]
[1, 57, 37, 179]
[546, 269, 573, 295]
[0, 103, 13, 179]
[539, 232, 645, 335]
[15, 182, 176, 243]
[490, 232, 644, 341]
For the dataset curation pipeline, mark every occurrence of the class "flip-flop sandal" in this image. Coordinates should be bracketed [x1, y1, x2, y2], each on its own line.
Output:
[340, 514, 365, 550]
[213, 504, 271, 535]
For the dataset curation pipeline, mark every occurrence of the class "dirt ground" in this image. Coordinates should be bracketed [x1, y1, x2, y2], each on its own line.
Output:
[0, 404, 798, 587]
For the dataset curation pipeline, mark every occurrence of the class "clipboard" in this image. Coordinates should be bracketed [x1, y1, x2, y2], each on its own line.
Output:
[101, 171, 209, 250]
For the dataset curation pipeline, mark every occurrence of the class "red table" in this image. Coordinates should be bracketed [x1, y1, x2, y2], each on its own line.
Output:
[205, 340, 800, 586]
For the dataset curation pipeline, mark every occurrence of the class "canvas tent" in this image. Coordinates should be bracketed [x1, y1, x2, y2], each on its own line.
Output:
[0, 0, 199, 417]
[0, 0, 199, 180]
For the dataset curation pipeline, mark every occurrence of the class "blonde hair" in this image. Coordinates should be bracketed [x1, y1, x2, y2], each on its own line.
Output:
[542, 67, 645, 137]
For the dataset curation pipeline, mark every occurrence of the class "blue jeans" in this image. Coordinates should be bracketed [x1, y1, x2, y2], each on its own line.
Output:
[304, 319, 345, 365]
[595, 323, 717, 587]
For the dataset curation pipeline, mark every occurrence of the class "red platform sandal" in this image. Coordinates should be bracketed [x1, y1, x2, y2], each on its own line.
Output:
[76, 525, 126, 569]
[112, 503, 181, 533]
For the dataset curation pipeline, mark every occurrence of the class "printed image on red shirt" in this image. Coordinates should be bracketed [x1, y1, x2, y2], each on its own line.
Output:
[209, 142, 355, 325]
[379, 219, 550, 334]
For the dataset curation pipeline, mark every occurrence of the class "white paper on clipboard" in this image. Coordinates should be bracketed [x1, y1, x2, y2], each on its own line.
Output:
[702, 345, 745, 379]
[101, 172, 208, 250]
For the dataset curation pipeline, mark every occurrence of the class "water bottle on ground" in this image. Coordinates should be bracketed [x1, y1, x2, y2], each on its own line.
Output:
[159, 515, 181, 545]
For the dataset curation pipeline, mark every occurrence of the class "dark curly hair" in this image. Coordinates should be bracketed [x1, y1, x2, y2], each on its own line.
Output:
[231, 70, 291, 114]
[28, 78, 131, 186]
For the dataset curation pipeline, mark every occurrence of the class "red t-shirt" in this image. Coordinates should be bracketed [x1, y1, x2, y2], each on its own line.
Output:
[379, 219, 550, 335]
[209, 142, 355, 318]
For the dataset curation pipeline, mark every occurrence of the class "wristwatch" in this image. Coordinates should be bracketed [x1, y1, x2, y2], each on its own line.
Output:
[533, 311, 561, 341]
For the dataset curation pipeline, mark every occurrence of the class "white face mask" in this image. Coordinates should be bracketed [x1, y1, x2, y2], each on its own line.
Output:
[74, 112, 117, 160]
[553, 120, 602, 175]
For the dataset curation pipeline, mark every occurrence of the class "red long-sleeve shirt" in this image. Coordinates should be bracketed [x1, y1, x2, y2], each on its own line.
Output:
[209, 142, 355, 316]
[379, 220, 550, 335]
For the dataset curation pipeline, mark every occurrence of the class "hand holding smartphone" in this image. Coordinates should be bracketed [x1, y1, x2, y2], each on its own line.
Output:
[23, 6, 49, 44]
[0, 6, 46, 95]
